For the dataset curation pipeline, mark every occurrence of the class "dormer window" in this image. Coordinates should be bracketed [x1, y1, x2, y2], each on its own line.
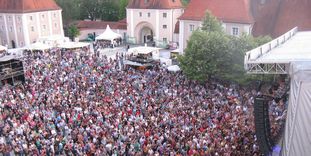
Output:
[144, 0, 149, 4]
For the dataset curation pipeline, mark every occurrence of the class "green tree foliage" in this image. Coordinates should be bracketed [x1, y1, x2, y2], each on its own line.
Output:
[181, 0, 190, 6]
[67, 25, 80, 41]
[178, 11, 272, 83]
[55, 0, 81, 25]
[55, 0, 123, 22]
[118, 0, 128, 20]
[201, 11, 223, 33]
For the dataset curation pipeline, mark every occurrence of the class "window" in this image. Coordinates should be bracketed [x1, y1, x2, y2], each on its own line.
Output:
[17, 17, 21, 21]
[54, 13, 57, 18]
[43, 25, 46, 30]
[19, 27, 22, 32]
[1, 26, 4, 30]
[189, 24, 195, 31]
[163, 25, 167, 29]
[8, 16, 11, 21]
[54, 23, 57, 28]
[0, 16, 3, 19]
[148, 13, 150, 17]
[20, 41, 24, 46]
[9, 26, 12, 32]
[144, 0, 149, 3]
[163, 38, 167, 43]
[42, 14, 45, 19]
[30, 16, 33, 21]
[31, 26, 35, 32]
[232, 27, 239, 36]
[163, 13, 167, 18]
[139, 12, 142, 17]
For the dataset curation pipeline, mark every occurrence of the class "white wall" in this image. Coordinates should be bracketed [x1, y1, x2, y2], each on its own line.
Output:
[0, 9, 63, 48]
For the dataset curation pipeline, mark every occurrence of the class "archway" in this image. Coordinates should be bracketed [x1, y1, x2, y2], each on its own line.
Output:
[140, 27, 153, 44]
[134, 22, 155, 44]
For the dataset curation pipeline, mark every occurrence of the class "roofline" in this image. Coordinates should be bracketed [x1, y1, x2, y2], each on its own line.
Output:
[0, 8, 61, 14]
[126, 7, 184, 10]
[179, 17, 253, 25]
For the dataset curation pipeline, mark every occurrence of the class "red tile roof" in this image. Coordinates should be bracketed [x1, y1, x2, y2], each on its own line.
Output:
[127, 0, 183, 9]
[76, 20, 127, 30]
[179, 0, 253, 24]
[272, 0, 311, 37]
[252, 0, 311, 37]
[0, 0, 61, 13]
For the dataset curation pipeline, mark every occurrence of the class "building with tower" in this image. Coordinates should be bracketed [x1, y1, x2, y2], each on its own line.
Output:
[0, 0, 64, 48]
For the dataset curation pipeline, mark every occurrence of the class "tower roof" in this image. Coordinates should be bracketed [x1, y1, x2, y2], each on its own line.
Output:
[179, 0, 253, 24]
[127, 0, 183, 9]
[0, 0, 61, 13]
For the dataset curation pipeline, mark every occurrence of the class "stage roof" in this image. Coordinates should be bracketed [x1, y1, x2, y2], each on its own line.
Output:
[244, 27, 311, 74]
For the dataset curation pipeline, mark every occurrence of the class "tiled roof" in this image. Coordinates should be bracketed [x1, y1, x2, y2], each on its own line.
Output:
[76, 20, 127, 30]
[0, 0, 61, 13]
[127, 0, 183, 9]
[252, 0, 311, 37]
[179, 0, 253, 24]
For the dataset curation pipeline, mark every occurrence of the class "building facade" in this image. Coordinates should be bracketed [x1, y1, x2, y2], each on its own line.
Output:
[178, 0, 254, 53]
[0, 0, 64, 48]
[126, 0, 183, 46]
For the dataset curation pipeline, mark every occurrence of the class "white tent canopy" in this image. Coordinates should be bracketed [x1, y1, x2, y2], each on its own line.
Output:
[37, 35, 70, 47]
[58, 42, 90, 49]
[167, 65, 180, 72]
[23, 42, 52, 51]
[0, 45, 6, 51]
[95, 25, 122, 41]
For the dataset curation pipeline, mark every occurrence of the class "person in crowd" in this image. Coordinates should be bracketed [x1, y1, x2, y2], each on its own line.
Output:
[0, 48, 286, 155]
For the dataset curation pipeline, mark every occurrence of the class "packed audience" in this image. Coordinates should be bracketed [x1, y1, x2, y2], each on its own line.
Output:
[0, 48, 287, 155]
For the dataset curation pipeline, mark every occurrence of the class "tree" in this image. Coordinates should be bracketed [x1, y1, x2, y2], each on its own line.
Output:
[118, 0, 128, 20]
[201, 11, 223, 33]
[181, 0, 190, 6]
[179, 30, 231, 82]
[225, 34, 272, 84]
[178, 11, 272, 83]
[55, 0, 82, 25]
[67, 25, 80, 41]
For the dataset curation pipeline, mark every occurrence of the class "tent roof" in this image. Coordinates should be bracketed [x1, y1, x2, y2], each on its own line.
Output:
[58, 42, 90, 49]
[95, 25, 122, 41]
[23, 42, 52, 50]
[128, 46, 162, 55]
[167, 65, 180, 72]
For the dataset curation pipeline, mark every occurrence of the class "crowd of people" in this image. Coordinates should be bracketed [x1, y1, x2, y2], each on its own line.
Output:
[0, 48, 287, 155]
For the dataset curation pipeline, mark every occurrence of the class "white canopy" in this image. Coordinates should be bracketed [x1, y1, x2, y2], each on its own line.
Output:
[23, 42, 52, 51]
[37, 35, 70, 47]
[58, 42, 90, 49]
[0, 45, 6, 51]
[167, 65, 180, 72]
[95, 25, 122, 41]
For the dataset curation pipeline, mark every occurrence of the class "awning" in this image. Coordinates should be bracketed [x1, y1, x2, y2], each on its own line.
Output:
[23, 42, 52, 51]
[58, 42, 90, 49]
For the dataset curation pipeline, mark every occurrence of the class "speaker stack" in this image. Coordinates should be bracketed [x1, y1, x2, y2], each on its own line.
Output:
[254, 97, 273, 155]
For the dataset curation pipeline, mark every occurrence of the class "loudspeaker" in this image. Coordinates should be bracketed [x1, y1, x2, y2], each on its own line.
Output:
[254, 97, 273, 155]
